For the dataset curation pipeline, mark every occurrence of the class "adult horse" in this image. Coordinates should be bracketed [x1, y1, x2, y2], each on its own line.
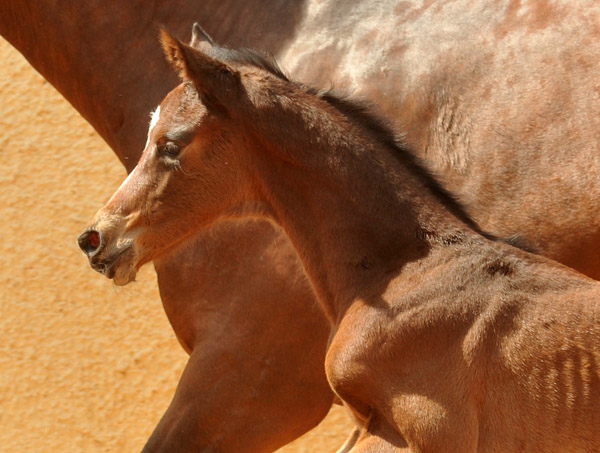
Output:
[81, 31, 600, 451]
[1, 3, 334, 451]
[4, 0, 600, 451]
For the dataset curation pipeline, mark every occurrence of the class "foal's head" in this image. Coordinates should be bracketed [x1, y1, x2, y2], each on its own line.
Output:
[77, 27, 309, 285]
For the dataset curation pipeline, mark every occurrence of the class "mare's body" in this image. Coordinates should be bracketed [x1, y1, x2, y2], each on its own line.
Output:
[2, 3, 334, 451]
[4, 1, 600, 450]
[81, 32, 600, 452]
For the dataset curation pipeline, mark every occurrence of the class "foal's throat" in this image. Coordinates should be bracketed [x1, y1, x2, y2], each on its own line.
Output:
[247, 100, 471, 320]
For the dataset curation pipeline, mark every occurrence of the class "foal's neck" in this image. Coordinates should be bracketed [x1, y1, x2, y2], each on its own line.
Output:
[244, 91, 477, 320]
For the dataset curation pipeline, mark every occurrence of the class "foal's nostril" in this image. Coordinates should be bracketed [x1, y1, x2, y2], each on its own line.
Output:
[78, 229, 103, 256]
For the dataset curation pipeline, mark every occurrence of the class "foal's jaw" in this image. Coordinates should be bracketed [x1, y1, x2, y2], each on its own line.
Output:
[103, 244, 138, 286]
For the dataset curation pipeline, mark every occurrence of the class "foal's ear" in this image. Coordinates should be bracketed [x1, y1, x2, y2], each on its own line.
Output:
[189, 23, 214, 51]
[160, 28, 241, 113]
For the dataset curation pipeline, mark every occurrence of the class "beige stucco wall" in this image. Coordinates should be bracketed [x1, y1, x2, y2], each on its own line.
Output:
[0, 38, 351, 452]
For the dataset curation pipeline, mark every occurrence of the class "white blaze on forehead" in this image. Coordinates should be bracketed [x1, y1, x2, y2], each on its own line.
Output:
[144, 105, 161, 148]
[149, 105, 161, 131]
[111, 105, 161, 202]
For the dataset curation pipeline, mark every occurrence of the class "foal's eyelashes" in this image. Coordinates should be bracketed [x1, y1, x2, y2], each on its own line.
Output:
[157, 141, 182, 157]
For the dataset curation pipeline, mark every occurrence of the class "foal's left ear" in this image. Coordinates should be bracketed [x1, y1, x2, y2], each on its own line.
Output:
[160, 28, 241, 113]
[189, 23, 214, 51]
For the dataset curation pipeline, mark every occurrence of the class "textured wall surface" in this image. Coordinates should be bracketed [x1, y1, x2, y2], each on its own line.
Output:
[0, 38, 351, 452]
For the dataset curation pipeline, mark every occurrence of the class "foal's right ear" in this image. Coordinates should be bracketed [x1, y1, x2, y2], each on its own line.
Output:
[160, 28, 241, 114]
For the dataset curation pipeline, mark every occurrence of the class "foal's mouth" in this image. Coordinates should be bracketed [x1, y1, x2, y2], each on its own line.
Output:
[90, 246, 138, 286]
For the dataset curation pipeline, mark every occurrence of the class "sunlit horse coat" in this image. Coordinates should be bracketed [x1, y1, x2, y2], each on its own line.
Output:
[4, 1, 600, 451]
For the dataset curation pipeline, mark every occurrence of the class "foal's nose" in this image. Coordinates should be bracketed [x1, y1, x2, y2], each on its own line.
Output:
[77, 228, 104, 257]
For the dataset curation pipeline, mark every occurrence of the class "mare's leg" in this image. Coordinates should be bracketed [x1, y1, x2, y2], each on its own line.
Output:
[142, 345, 332, 452]
[145, 220, 334, 452]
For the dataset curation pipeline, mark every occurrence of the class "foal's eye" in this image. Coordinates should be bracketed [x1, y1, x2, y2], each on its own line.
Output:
[158, 142, 181, 158]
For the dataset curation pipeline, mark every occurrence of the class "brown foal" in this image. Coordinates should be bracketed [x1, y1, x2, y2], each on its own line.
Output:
[79, 31, 600, 452]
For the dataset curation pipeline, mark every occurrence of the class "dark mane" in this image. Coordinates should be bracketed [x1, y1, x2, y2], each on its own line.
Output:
[205, 44, 290, 82]
[229, 48, 290, 82]
[315, 92, 539, 250]
[314, 90, 491, 236]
